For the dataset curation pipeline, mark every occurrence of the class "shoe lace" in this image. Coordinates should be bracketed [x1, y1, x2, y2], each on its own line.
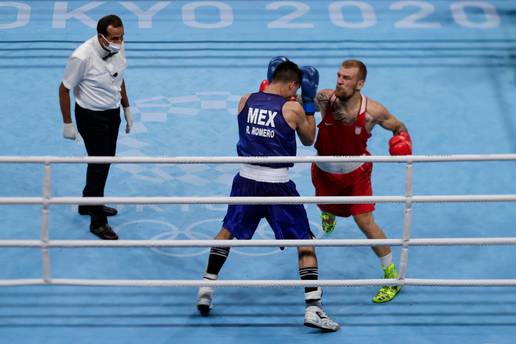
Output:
[375, 286, 398, 301]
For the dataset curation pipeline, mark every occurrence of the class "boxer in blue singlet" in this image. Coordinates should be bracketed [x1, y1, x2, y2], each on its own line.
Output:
[196, 58, 339, 332]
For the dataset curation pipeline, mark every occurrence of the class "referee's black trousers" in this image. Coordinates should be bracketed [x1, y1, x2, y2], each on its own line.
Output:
[75, 103, 121, 227]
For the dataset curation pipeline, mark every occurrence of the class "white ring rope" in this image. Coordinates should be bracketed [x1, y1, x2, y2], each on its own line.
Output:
[1, 278, 516, 287]
[0, 154, 515, 288]
[0, 153, 516, 164]
[2, 195, 516, 205]
[1, 237, 516, 248]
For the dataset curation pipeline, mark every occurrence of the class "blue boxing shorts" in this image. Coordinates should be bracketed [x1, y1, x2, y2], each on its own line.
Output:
[222, 173, 313, 240]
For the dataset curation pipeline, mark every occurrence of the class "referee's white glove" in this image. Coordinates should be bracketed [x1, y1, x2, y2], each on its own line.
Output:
[123, 106, 133, 134]
[63, 122, 82, 142]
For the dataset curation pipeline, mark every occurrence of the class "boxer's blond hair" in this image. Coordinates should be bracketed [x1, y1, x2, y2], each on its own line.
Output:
[341, 59, 367, 81]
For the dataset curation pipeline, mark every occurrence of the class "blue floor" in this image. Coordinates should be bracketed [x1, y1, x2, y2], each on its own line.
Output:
[1, 1, 516, 343]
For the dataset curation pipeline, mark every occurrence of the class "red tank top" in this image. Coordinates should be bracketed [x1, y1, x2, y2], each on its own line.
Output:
[314, 94, 371, 156]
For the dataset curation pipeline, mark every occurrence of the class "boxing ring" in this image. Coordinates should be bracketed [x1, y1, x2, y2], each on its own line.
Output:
[1, 0, 515, 341]
[1, 154, 515, 289]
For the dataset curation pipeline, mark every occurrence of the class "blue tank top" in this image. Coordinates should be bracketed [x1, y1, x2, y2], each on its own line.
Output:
[236, 92, 296, 168]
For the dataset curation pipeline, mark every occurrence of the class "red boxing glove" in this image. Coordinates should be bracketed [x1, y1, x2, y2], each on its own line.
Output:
[389, 131, 412, 155]
[259, 79, 269, 92]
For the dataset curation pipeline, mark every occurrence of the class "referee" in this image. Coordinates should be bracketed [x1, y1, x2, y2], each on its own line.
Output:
[58, 14, 132, 240]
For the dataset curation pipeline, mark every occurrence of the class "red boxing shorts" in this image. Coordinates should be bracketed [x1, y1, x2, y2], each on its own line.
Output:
[311, 162, 375, 217]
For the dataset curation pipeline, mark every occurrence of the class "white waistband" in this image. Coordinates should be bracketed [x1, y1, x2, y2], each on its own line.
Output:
[315, 161, 364, 174]
[239, 164, 290, 183]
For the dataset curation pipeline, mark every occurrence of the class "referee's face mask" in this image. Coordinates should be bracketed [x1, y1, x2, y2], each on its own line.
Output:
[100, 24, 124, 54]
[100, 33, 122, 54]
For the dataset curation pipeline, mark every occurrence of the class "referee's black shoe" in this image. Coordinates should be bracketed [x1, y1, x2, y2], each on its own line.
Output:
[90, 224, 118, 240]
[79, 205, 118, 216]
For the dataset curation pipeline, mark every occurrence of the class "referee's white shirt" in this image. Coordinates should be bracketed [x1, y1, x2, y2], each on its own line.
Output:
[62, 35, 127, 111]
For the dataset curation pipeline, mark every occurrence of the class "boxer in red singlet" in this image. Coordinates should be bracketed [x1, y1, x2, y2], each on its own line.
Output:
[311, 59, 412, 303]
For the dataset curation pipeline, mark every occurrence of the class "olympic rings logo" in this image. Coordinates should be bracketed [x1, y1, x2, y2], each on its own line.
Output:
[114, 218, 324, 257]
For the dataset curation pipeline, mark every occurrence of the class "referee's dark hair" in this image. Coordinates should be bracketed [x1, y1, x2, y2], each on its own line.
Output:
[97, 15, 123, 36]
[272, 61, 302, 85]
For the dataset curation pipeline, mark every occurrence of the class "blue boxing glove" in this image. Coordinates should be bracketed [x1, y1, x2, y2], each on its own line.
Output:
[267, 56, 289, 82]
[301, 65, 319, 115]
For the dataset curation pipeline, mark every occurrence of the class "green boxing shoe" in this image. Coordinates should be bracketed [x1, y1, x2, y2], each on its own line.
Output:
[372, 263, 401, 303]
[321, 212, 336, 234]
